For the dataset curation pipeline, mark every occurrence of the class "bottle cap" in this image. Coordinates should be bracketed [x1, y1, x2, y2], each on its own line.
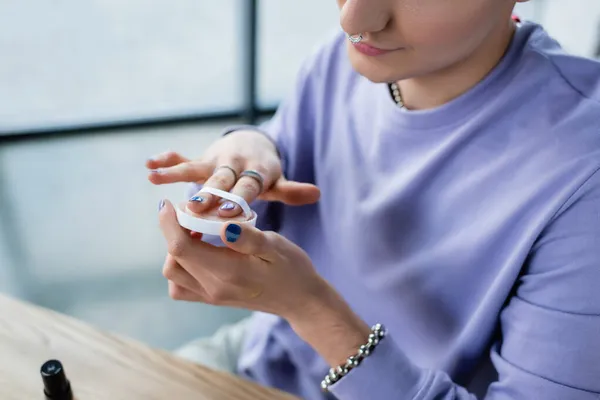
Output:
[41, 359, 72, 400]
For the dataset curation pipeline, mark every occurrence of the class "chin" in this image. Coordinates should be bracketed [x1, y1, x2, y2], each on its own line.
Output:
[347, 49, 412, 83]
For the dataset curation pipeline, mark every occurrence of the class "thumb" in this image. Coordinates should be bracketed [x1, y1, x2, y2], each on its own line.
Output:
[260, 176, 321, 206]
[158, 199, 188, 244]
[220, 222, 274, 260]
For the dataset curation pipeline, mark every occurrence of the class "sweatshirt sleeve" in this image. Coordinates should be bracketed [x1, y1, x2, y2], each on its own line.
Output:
[329, 170, 600, 400]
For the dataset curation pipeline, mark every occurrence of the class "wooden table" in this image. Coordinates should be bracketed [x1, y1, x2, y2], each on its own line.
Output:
[0, 294, 297, 400]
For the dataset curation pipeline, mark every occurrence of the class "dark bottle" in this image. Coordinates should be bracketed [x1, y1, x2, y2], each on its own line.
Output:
[40, 360, 73, 400]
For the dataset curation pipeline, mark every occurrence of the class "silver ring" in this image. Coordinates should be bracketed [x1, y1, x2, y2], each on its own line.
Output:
[213, 165, 238, 181]
[239, 170, 264, 194]
[347, 33, 363, 44]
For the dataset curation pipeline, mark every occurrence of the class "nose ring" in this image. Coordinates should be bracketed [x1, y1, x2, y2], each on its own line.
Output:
[347, 33, 363, 44]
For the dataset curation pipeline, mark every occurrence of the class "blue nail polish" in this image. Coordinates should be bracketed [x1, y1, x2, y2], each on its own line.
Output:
[220, 202, 235, 211]
[190, 196, 205, 203]
[225, 224, 242, 243]
[158, 199, 165, 211]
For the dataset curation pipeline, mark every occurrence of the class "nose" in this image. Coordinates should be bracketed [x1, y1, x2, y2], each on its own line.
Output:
[340, 0, 391, 36]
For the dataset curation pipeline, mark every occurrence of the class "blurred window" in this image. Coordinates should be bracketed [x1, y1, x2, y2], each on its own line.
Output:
[0, 1, 243, 132]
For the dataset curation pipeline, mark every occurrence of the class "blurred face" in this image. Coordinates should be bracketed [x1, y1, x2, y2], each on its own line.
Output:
[337, 0, 526, 83]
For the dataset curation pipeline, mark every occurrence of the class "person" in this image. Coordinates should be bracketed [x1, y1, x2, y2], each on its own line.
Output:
[146, 0, 600, 398]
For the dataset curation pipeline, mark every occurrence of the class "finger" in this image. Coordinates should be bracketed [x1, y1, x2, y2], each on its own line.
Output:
[168, 281, 205, 302]
[159, 200, 195, 258]
[162, 254, 206, 293]
[187, 164, 239, 214]
[146, 151, 189, 170]
[219, 161, 280, 217]
[220, 222, 275, 261]
[259, 176, 321, 206]
[159, 199, 232, 274]
[218, 173, 263, 218]
[148, 159, 214, 185]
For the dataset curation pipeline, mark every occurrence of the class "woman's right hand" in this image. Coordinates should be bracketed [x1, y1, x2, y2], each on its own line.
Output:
[146, 129, 320, 219]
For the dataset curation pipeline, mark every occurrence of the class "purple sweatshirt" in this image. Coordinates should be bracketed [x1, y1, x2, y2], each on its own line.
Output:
[223, 22, 600, 399]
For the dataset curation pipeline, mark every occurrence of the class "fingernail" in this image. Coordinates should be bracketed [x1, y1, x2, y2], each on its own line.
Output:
[158, 199, 165, 211]
[220, 202, 235, 211]
[190, 196, 206, 203]
[150, 169, 162, 174]
[225, 224, 242, 243]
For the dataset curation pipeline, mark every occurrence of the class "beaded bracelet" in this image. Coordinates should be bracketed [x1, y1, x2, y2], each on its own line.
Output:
[320, 323, 386, 392]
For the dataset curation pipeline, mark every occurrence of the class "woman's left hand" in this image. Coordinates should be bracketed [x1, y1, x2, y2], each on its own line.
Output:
[158, 199, 372, 367]
[157, 199, 330, 321]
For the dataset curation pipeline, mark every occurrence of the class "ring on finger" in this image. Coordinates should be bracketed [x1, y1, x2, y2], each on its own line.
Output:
[239, 169, 265, 194]
[213, 165, 238, 182]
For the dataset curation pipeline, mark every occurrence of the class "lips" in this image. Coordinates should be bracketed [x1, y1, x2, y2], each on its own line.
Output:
[352, 42, 393, 56]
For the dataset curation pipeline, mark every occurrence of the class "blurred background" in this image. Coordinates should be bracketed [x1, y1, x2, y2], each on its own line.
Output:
[0, 1, 599, 351]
